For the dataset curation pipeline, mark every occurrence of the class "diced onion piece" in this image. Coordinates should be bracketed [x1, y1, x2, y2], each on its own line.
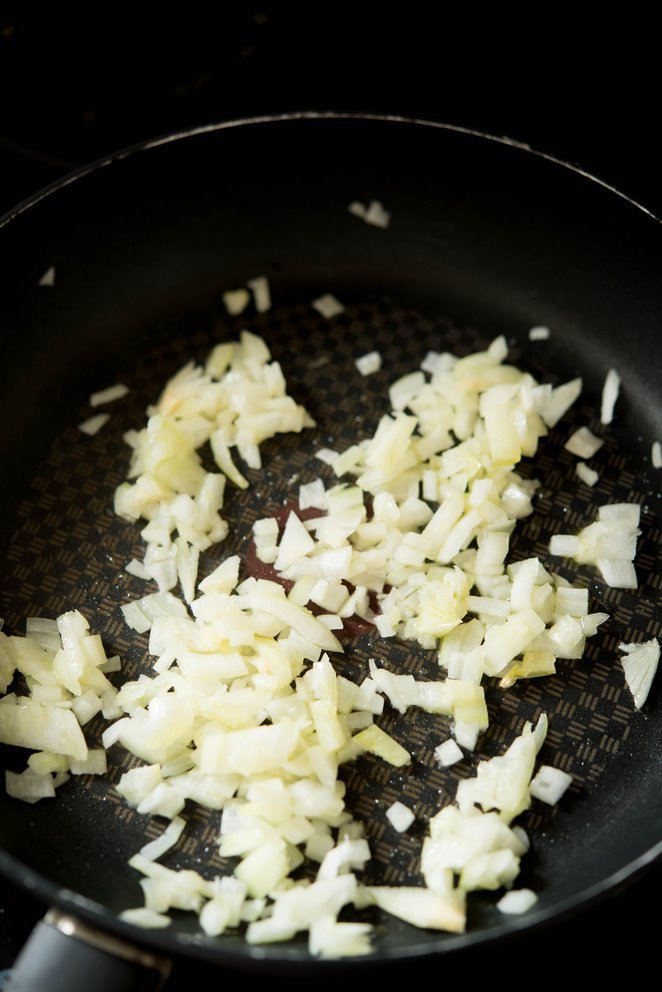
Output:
[210, 431, 249, 489]
[298, 478, 327, 511]
[564, 426, 603, 458]
[247, 276, 271, 313]
[482, 610, 546, 677]
[69, 749, 108, 776]
[363, 886, 465, 933]
[600, 368, 621, 424]
[318, 838, 371, 880]
[273, 512, 316, 571]
[539, 377, 583, 428]
[528, 326, 550, 341]
[529, 765, 572, 804]
[549, 534, 580, 557]
[386, 801, 415, 833]
[0, 698, 87, 760]
[24, 617, 61, 653]
[119, 908, 172, 929]
[315, 447, 338, 465]
[455, 715, 547, 822]
[138, 816, 186, 862]
[90, 383, 129, 407]
[345, 724, 410, 767]
[435, 738, 463, 767]
[389, 372, 425, 411]
[78, 413, 110, 436]
[355, 351, 382, 376]
[652, 441, 662, 468]
[496, 888, 538, 914]
[308, 918, 372, 958]
[619, 638, 660, 709]
[5, 768, 56, 803]
[38, 266, 55, 286]
[349, 200, 390, 228]
[125, 558, 150, 580]
[576, 462, 599, 486]
[222, 288, 250, 315]
[312, 294, 345, 318]
[197, 555, 241, 594]
[363, 200, 391, 228]
[597, 558, 637, 589]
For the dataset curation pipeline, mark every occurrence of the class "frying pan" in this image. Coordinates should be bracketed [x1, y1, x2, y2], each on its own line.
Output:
[1, 113, 661, 988]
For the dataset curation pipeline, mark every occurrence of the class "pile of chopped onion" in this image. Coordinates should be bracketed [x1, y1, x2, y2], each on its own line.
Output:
[96, 332, 614, 954]
[0, 612, 119, 802]
[1, 325, 654, 959]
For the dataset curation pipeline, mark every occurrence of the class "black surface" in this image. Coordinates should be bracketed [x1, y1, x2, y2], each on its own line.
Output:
[1, 11, 661, 220]
[0, 9, 660, 989]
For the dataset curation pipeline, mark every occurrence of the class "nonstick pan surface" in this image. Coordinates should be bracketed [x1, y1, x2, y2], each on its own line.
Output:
[0, 114, 661, 974]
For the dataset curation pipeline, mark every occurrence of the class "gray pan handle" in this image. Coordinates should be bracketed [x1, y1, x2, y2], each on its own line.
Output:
[5, 909, 172, 991]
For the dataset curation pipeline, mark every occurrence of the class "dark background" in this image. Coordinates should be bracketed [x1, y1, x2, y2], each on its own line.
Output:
[1, 9, 661, 218]
[0, 7, 659, 987]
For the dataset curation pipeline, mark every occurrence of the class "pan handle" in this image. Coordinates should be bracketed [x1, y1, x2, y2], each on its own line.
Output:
[5, 909, 172, 992]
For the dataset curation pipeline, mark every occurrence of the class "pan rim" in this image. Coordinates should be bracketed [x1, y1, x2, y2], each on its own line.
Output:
[1, 835, 660, 969]
[1, 109, 661, 968]
[1, 110, 660, 230]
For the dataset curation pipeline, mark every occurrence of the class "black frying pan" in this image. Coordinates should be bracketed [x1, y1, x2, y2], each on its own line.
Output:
[1, 114, 661, 988]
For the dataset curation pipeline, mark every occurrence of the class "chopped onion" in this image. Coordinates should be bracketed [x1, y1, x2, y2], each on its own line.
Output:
[348, 200, 390, 228]
[619, 638, 660, 709]
[348, 201, 366, 219]
[529, 764, 572, 804]
[4, 324, 634, 955]
[597, 558, 637, 589]
[386, 801, 415, 833]
[363, 886, 465, 932]
[312, 294, 345, 318]
[600, 368, 621, 424]
[355, 351, 382, 376]
[222, 288, 250, 315]
[528, 326, 550, 341]
[78, 413, 110, 436]
[1, 613, 120, 796]
[539, 377, 583, 428]
[119, 908, 172, 929]
[549, 502, 641, 588]
[138, 816, 186, 861]
[246, 276, 271, 313]
[89, 383, 129, 407]
[435, 738, 463, 767]
[564, 426, 603, 458]
[496, 888, 538, 914]
[363, 201, 391, 228]
[576, 461, 599, 487]
[5, 768, 56, 803]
